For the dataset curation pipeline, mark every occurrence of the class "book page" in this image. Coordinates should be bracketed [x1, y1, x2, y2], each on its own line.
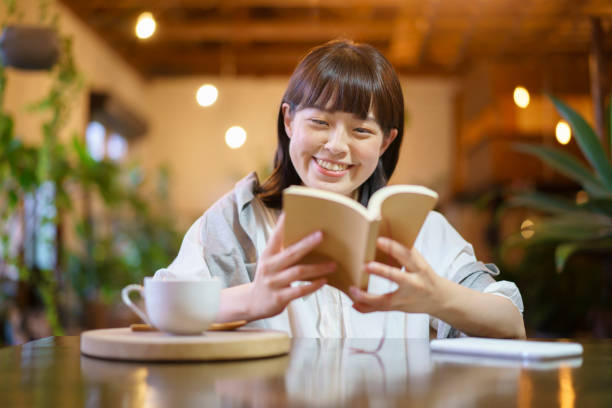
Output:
[372, 187, 438, 265]
[367, 185, 438, 219]
[283, 187, 373, 294]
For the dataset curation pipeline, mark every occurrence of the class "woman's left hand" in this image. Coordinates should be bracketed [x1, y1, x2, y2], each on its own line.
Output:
[348, 236, 442, 314]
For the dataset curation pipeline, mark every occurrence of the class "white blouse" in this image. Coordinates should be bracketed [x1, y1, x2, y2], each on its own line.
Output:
[157, 196, 524, 339]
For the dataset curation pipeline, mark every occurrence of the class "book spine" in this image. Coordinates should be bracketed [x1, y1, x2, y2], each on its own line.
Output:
[362, 219, 381, 289]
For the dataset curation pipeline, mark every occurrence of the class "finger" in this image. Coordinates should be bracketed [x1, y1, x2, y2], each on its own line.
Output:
[277, 278, 327, 304]
[266, 229, 324, 272]
[376, 237, 419, 271]
[348, 286, 392, 310]
[271, 262, 336, 288]
[364, 261, 406, 284]
[262, 213, 286, 257]
[352, 302, 378, 314]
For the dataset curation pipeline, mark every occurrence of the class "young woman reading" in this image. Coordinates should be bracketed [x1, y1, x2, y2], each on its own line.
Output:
[158, 40, 525, 339]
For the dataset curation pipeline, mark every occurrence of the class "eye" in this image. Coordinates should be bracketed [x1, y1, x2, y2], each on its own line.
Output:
[354, 127, 374, 135]
[310, 119, 329, 126]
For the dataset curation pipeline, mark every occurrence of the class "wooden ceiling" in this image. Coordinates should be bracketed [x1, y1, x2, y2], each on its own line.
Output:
[60, 0, 612, 78]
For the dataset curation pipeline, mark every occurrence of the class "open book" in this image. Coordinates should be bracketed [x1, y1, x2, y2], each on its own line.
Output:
[282, 185, 438, 295]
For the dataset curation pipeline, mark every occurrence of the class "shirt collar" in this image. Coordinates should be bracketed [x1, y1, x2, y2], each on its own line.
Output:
[234, 171, 260, 212]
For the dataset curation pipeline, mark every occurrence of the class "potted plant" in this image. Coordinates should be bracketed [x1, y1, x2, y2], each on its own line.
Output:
[0, 24, 59, 70]
[502, 95, 612, 336]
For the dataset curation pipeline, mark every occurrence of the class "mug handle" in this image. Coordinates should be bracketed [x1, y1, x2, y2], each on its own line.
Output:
[121, 284, 152, 326]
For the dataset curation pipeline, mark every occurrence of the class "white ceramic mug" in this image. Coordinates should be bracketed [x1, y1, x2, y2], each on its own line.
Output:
[121, 277, 221, 335]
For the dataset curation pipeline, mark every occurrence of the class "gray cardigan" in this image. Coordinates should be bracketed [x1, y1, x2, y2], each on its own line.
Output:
[199, 172, 514, 338]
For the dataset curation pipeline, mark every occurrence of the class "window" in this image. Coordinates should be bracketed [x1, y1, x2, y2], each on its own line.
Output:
[86, 121, 105, 161]
[107, 133, 127, 162]
[85, 122, 128, 162]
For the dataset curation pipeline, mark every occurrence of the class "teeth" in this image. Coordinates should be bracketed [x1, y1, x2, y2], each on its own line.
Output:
[316, 158, 349, 171]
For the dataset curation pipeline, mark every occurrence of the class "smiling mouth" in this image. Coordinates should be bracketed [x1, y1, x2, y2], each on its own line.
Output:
[314, 158, 353, 172]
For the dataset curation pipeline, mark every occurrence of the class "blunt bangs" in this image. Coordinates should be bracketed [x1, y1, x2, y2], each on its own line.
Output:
[284, 41, 402, 136]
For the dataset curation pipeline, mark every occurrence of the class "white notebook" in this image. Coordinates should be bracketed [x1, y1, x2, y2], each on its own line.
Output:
[430, 338, 583, 360]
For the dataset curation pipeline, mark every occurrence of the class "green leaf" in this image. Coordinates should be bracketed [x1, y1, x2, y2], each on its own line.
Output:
[555, 242, 581, 273]
[72, 135, 92, 165]
[507, 192, 579, 214]
[549, 94, 612, 190]
[503, 212, 612, 252]
[500, 231, 527, 252]
[581, 198, 612, 217]
[515, 143, 611, 197]
[26, 97, 53, 113]
[555, 238, 612, 273]
[533, 213, 612, 242]
[8, 189, 18, 209]
[609, 92, 612, 160]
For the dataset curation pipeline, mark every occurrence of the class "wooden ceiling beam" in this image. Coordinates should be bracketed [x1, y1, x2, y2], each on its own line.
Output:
[227, 0, 403, 7]
[451, 2, 481, 71]
[59, 0, 612, 77]
[122, 44, 459, 77]
[580, 3, 612, 16]
[80, 0, 403, 10]
[388, 17, 423, 67]
[417, 0, 441, 66]
[152, 19, 394, 43]
[388, 1, 428, 68]
[127, 46, 306, 67]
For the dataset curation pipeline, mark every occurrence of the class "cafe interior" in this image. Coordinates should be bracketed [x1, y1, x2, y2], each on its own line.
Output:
[1, 0, 612, 406]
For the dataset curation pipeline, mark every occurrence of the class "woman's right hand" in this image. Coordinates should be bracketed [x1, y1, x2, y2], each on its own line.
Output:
[246, 213, 335, 321]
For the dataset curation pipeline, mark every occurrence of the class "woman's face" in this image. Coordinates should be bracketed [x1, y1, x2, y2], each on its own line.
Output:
[283, 103, 397, 197]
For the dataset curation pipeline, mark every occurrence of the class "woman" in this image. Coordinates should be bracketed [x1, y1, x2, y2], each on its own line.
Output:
[160, 40, 525, 339]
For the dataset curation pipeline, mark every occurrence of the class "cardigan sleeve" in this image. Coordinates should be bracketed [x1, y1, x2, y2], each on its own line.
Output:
[155, 173, 260, 287]
[414, 211, 524, 339]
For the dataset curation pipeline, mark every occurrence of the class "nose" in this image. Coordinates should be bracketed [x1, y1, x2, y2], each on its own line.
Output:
[323, 126, 349, 156]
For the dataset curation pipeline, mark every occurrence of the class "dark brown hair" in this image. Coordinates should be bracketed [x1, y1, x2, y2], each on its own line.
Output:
[256, 39, 404, 208]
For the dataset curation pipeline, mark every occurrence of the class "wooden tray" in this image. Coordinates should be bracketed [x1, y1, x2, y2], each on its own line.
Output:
[80, 327, 290, 361]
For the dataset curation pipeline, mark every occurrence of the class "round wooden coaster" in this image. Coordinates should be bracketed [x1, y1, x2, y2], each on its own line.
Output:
[80, 327, 290, 361]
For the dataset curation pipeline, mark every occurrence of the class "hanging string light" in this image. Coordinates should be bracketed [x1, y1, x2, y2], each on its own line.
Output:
[196, 84, 218, 107]
[135, 12, 156, 39]
[555, 120, 572, 145]
[513, 86, 530, 108]
[225, 126, 247, 149]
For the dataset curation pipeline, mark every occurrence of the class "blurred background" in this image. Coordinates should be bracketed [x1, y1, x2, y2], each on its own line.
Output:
[1, 0, 611, 345]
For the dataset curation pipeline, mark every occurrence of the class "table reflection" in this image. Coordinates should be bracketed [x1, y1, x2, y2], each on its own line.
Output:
[282, 339, 432, 406]
[431, 353, 583, 370]
[3, 336, 607, 408]
[79, 338, 583, 407]
[80, 339, 434, 407]
[81, 353, 289, 407]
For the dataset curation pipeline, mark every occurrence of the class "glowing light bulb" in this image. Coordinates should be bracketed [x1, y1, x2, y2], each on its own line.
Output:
[520, 219, 535, 239]
[513, 86, 530, 108]
[225, 126, 247, 149]
[135, 12, 156, 39]
[196, 84, 218, 107]
[555, 120, 571, 145]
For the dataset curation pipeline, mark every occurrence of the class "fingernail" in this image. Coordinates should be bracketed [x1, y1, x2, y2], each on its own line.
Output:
[327, 262, 336, 271]
[311, 230, 323, 241]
